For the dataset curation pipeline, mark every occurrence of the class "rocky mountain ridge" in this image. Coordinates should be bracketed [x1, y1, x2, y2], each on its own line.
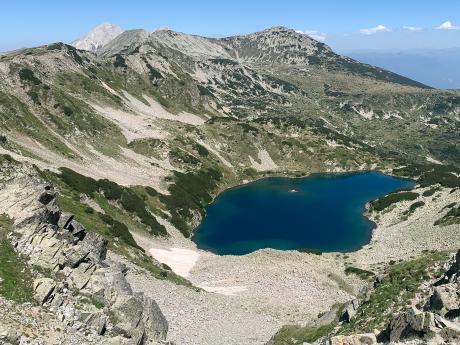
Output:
[0, 23, 459, 345]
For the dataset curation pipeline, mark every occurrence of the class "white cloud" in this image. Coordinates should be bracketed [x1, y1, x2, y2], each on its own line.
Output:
[296, 29, 327, 42]
[402, 26, 422, 32]
[435, 21, 459, 30]
[359, 24, 391, 35]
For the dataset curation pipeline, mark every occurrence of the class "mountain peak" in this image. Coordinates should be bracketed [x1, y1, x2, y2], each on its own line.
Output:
[71, 22, 123, 52]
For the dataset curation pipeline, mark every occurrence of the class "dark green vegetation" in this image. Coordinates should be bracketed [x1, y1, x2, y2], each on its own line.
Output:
[422, 187, 440, 197]
[160, 167, 223, 237]
[18, 68, 41, 85]
[0, 215, 34, 303]
[394, 164, 460, 189]
[270, 323, 336, 345]
[344, 266, 375, 280]
[298, 248, 322, 255]
[370, 191, 419, 212]
[51, 167, 167, 237]
[435, 204, 460, 226]
[36, 167, 195, 288]
[405, 201, 425, 214]
[339, 251, 449, 335]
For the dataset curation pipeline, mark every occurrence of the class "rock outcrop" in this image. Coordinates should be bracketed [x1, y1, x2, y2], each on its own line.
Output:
[6, 181, 168, 344]
[386, 306, 460, 343]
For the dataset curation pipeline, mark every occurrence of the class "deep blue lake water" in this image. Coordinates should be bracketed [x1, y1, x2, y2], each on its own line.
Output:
[194, 171, 415, 255]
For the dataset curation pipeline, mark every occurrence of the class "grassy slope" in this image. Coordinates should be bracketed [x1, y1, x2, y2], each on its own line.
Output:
[0, 215, 34, 303]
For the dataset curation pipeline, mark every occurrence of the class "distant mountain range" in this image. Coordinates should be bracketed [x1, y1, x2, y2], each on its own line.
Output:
[342, 48, 460, 89]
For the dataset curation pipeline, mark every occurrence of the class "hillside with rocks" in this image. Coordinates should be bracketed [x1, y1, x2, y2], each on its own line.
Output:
[0, 24, 459, 344]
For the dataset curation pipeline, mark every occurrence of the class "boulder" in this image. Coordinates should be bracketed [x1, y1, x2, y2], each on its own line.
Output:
[81, 232, 108, 262]
[329, 333, 377, 345]
[0, 325, 20, 345]
[430, 284, 460, 312]
[62, 244, 90, 268]
[58, 213, 74, 229]
[38, 190, 57, 205]
[434, 314, 460, 341]
[105, 270, 133, 296]
[111, 295, 145, 341]
[387, 307, 460, 342]
[70, 262, 96, 290]
[437, 249, 460, 284]
[33, 278, 56, 304]
[340, 299, 360, 323]
[142, 296, 168, 341]
[82, 312, 107, 335]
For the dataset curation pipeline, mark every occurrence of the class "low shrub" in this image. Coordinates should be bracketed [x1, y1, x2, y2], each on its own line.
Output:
[370, 192, 419, 212]
[344, 266, 375, 280]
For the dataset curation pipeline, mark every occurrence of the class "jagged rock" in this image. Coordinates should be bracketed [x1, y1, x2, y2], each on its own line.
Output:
[71, 262, 97, 290]
[106, 270, 133, 296]
[374, 273, 384, 287]
[2, 184, 169, 344]
[434, 314, 460, 341]
[340, 299, 360, 323]
[142, 296, 169, 341]
[388, 307, 435, 342]
[62, 244, 91, 268]
[430, 284, 460, 311]
[387, 307, 460, 342]
[437, 250, 460, 284]
[33, 277, 56, 304]
[0, 325, 20, 345]
[82, 312, 107, 335]
[38, 190, 57, 205]
[316, 304, 342, 326]
[111, 294, 145, 341]
[58, 212, 74, 229]
[82, 232, 108, 262]
[329, 333, 377, 345]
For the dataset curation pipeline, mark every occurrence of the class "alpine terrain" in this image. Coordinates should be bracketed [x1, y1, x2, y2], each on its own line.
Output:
[0, 23, 459, 345]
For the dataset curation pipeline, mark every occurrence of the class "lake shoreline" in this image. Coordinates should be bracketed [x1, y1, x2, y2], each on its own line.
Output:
[138, 181, 459, 345]
[192, 170, 415, 255]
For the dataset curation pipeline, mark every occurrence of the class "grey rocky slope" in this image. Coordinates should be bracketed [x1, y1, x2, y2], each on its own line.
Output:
[0, 168, 168, 345]
[71, 22, 123, 52]
[0, 24, 459, 345]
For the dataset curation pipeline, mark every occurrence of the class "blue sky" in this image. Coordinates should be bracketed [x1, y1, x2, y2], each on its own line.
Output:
[1, 0, 460, 52]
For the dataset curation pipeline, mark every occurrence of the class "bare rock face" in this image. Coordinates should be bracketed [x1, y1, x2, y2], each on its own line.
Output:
[329, 333, 377, 345]
[387, 307, 460, 343]
[340, 299, 360, 323]
[8, 183, 168, 344]
[430, 285, 460, 312]
[33, 277, 56, 304]
[71, 23, 123, 52]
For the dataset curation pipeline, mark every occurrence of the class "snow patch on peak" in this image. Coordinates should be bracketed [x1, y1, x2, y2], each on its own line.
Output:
[71, 22, 123, 52]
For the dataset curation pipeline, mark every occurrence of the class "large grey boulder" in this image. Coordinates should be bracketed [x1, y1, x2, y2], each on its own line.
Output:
[387, 307, 460, 342]
[430, 284, 460, 312]
[437, 249, 460, 284]
[111, 295, 145, 342]
[81, 232, 108, 262]
[142, 296, 168, 341]
[340, 299, 360, 323]
[33, 278, 56, 304]
[81, 312, 107, 335]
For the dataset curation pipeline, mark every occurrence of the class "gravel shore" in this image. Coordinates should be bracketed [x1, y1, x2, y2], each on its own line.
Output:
[125, 186, 460, 345]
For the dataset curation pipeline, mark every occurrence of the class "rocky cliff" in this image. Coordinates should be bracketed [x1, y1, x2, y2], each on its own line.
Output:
[0, 171, 168, 345]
